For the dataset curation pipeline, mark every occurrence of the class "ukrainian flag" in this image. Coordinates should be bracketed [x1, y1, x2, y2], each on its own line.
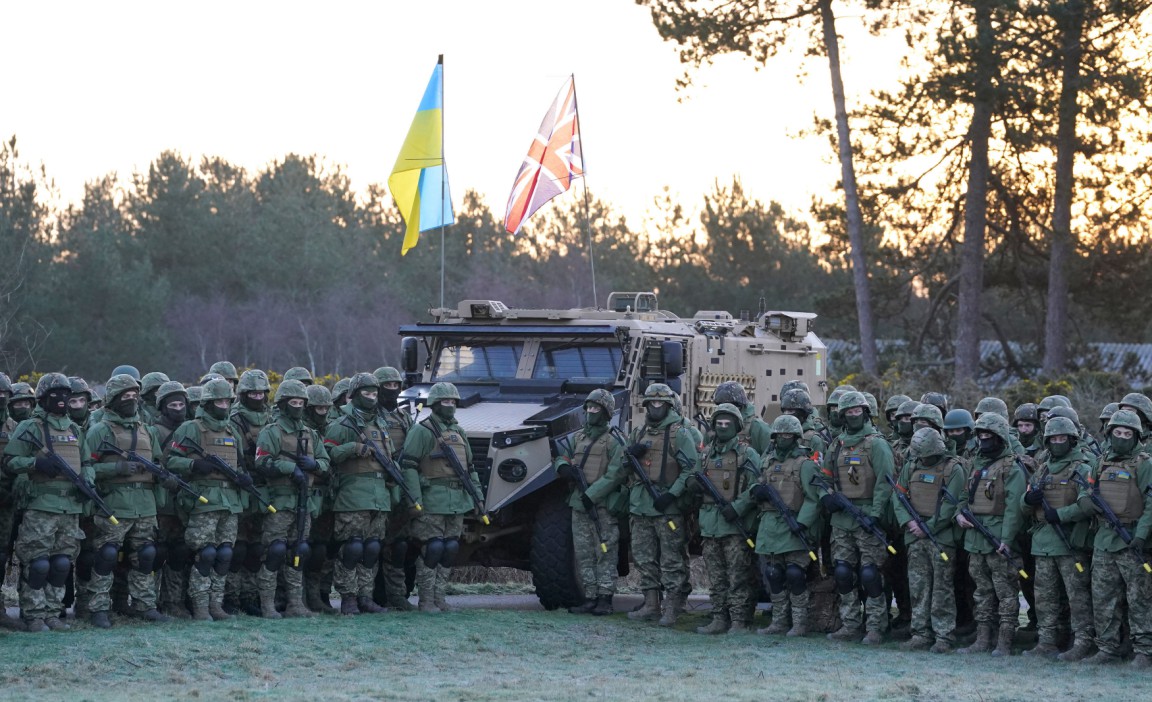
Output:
[389, 55, 454, 255]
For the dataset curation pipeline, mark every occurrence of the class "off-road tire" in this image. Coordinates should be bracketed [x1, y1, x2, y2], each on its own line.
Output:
[530, 493, 583, 610]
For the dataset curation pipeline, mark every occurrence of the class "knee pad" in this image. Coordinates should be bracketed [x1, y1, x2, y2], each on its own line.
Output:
[785, 563, 807, 596]
[230, 541, 248, 573]
[47, 554, 72, 588]
[290, 541, 310, 570]
[26, 557, 50, 590]
[423, 538, 445, 569]
[860, 563, 884, 599]
[762, 560, 785, 595]
[390, 539, 408, 568]
[306, 542, 328, 572]
[833, 560, 856, 595]
[243, 541, 265, 573]
[94, 542, 120, 577]
[264, 540, 287, 572]
[136, 542, 158, 574]
[440, 539, 459, 568]
[363, 539, 382, 570]
[168, 542, 191, 571]
[214, 543, 234, 577]
[341, 538, 364, 569]
[153, 542, 169, 572]
[76, 549, 95, 582]
[194, 545, 218, 578]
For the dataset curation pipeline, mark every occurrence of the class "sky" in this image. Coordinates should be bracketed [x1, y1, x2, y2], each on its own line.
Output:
[1, 0, 905, 226]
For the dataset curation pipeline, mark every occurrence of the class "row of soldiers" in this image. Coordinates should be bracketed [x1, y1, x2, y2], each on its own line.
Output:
[0, 363, 482, 632]
[555, 380, 1151, 666]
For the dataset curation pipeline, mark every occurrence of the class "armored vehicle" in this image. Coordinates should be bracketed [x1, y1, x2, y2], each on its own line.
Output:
[397, 292, 828, 608]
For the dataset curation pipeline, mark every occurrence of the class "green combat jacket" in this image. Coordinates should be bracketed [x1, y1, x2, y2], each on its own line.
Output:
[166, 409, 249, 515]
[255, 416, 330, 513]
[1080, 446, 1152, 554]
[689, 435, 759, 538]
[893, 455, 965, 549]
[84, 408, 163, 519]
[583, 411, 698, 517]
[230, 405, 271, 473]
[740, 405, 773, 456]
[3, 409, 92, 514]
[822, 421, 895, 531]
[750, 443, 822, 556]
[400, 413, 481, 515]
[323, 404, 396, 513]
[553, 422, 624, 513]
[1023, 446, 1094, 555]
[959, 446, 1027, 554]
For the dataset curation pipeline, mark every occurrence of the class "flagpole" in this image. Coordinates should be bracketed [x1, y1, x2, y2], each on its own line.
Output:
[438, 54, 446, 310]
[571, 75, 597, 308]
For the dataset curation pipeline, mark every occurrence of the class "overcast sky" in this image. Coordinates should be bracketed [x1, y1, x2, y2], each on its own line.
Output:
[2, 0, 903, 225]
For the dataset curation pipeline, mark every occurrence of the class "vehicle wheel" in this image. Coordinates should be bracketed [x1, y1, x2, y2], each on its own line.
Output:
[530, 493, 583, 610]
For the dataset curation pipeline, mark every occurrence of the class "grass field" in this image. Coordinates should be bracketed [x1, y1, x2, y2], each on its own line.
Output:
[2, 603, 1151, 702]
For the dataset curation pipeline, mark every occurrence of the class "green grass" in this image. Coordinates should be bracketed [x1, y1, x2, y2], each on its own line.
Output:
[2, 608, 1150, 702]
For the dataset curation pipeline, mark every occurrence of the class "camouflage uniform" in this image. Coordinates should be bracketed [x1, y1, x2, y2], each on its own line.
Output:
[893, 428, 966, 651]
[373, 366, 416, 611]
[553, 389, 623, 615]
[0, 373, 24, 611]
[227, 369, 273, 614]
[152, 380, 192, 619]
[585, 383, 698, 626]
[303, 383, 336, 614]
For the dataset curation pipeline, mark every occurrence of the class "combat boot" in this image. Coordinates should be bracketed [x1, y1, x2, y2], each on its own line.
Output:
[657, 592, 683, 627]
[259, 590, 282, 620]
[862, 629, 884, 646]
[358, 596, 387, 614]
[44, 616, 70, 631]
[901, 635, 933, 651]
[827, 625, 863, 643]
[24, 618, 48, 633]
[1083, 650, 1121, 665]
[727, 621, 749, 634]
[990, 624, 1015, 657]
[1022, 641, 1060, 659]
[161, 602, 192, 620]
[568, 598, 597, 615]
[191, 600, 213, 622]
[340, 596, 360, 615]
[140, 609, 172, 623]
[695, 614, 730, 635]
[0, 611, 27, 632]
[957, 624, 994, 654]
[434, 593, 455, 612]
[929, 640, 952, 654]
[386, 593, 415, 611]
[90, 611, 113, 629]
[306, 583, 337, 615]
[786, 607, 808, 638]
[757, 613, 790, 635]
[590, 594, 614, 616]
[628, 590, 661, 622]
[1057, 639, 1093, 662]
[284, 591, 315, 618]
[1131, 653, 1152, 669]
[209, 596, 234, 621]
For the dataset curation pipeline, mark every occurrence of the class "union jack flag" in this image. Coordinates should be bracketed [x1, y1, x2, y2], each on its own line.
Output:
[503, 75, 584, 234]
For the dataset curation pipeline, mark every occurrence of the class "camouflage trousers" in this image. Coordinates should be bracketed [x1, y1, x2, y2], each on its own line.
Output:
[156, 513, 187, 614]
[411, 513, 464, 605]
[185, 511, 238, 610]
[86, 515, 159, 613]
[332, 510, 388, 598]
[969, 551, 1019, 627]
[631, 514, 688, 594]
[378, 512, 412, 605]
[15, 510, 83, 620]
[1092, 548, 1152, 656]
[762, 551, 812, 627]
[227, 513, 262, 604]
[702, 534, 755, 622]
[831, 526, 889, 633]
[257, 509, 310, 597]
[907, 539, 956, 643]
[572, 508, 618, 597]
[1034, 553, 1093, 646]
[306, 510, 334, 602]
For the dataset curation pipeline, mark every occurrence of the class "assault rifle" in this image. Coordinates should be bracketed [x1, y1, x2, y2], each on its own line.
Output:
[554, 437, 607, 554]
[1071, 471, 1152, 573]
[886, 473, 948, 562]
[1026, 464, 1084, 573]
[811, 473, 897, 555]
[292, 434, 311, 568]
[17, 429, 118, 525]
[339, 417, 423, 513]
[425, 418, 490, 525]
[176, 436, 276, 514]
[608, 426, 676, 531]
[98, 440, 208, 506]
[680, 448, 754, 549]
[940, 486, 1029, 579]
[753, 479, 816, 561]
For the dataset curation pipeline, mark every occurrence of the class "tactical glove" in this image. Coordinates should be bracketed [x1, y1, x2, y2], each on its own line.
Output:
[652, 491, 676, 512]
[191, 459, 216, 476]
[749, 484, 773, 502]
[1076, 495, 1102, 515]
[819, 494, 843, 513]
[235, 473, 254, 489]
[580, 493, 595, 512]
[557, 463, 580, 482]
[720, 505, 740, 523]
[296, 455, 320, 473]
[116, 460, 142, 476]
[291, 467, 308, 487]
[161, 475, 181, 492]
[628, 443, 648, 459]
[1023, 489, 1043, 507]
[1131, 537, 1146, 554]
[1043, 504, 1061, 525]
[357, 442, 373, 457]
[33, 456, 60, 478]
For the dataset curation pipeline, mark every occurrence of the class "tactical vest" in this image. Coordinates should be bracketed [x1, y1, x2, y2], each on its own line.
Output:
[574, 431, 612, 485]
[761, 453, 806, 513]
[633, 425, 680, 486]
[340, 422, 388, 476]
[1031, 461, 1082, 521]
[834, 435, 876, 500]
[103, 422, 155, 485]
[702, 446, 744, 503]
[0, 417, 14, 455]
[969, 455, 1014, 516]
[1097, 454, 1147, 522]
[32, 420, 82, 482]
[382, 409, 410, 456]
[908, 458, 954, 517]
[418, 421, 468, 480]
[196, 420, 241, 481]
[267, 427, 313, 488]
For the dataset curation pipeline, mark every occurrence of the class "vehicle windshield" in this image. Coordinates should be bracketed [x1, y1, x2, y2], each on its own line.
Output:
[532, 342, 621, 380]
[433, 341, 523, 381]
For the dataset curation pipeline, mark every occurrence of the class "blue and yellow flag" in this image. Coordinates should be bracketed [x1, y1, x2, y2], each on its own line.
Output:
[389, 55, 454, 255]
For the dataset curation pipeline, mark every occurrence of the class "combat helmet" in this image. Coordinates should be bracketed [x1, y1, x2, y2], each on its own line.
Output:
[35, 372, 71, 398]
[896, 399, 919, 419]
[584, 389, 615, 416]
[110, 364, 141, 381]
[862, 392, 879, 418]
[1013, 403, 1039, 426]
[200, 377, 236, 403]
[779, 380, 810, 396]
[973, 412, 1012, 446]
[10, 382, 34, 402]
[770, 414, 803, 437]
[156, 380, 187, 407]
[209, 361, 239, 384]
[332, 378, 352, 406]
[827, 384, 857, 408]
[1043, 416, 1079, 441]
[427, 382, 461, 406]
[911, 403, 944, 431]
[305, 384, 333, 408]
[837, 391, 870, 416]
[711, 402, 744, 432]
[140, 372, 170, 399]
[780, 388, 813, 416]
[104, 373, 141, 405]
[373, 366, 404, 385]
[1046, 406, 1081, 429]
[237, 369, 271, 394]
[68, 376, 92, 401]
[1118, 393, 1152, 427]
[909, 426, 947, 460]
[943, 408, 975, 432]
[643, 383, 677, 404]
[884, 394, 912, 419]
[713, 381, 748, 408]
[274, 379, 309, 404]
[0, 372, 12, 395]
[283, 367, 314, 385]
[1107, 408, 1143, 436]
[920, 391, 949, 415]
[974, 397, 1009, 421]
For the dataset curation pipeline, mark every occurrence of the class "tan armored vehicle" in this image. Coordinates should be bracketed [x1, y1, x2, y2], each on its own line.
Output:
[397, 291, 828, 608]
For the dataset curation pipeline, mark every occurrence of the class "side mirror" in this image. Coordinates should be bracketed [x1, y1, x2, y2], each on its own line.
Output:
[661, 340, 684, 377]
[401, 337, 419, 374]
